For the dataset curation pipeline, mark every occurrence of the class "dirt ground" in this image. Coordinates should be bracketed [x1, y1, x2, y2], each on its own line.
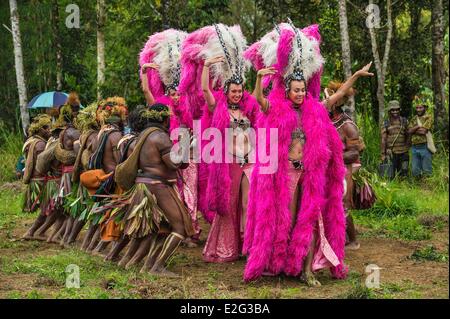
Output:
[0, 212, 448, 299]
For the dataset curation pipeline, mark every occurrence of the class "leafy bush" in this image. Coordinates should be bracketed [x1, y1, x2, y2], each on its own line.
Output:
[409, 245, 449, 262]
[363, 181, 419, 218]
[0, 123, 23, 183]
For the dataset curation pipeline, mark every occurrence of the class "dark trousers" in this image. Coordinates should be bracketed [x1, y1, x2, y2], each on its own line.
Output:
[391, 152, 409, 177]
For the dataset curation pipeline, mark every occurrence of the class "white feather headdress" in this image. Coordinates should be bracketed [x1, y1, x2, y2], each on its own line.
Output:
[139, 29, 187, 97]
[199, 24, 249, 89]
[247, 21, 324, 83]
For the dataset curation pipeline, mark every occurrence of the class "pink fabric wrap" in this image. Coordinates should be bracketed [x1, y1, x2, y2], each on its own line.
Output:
[203, 161, 253, 262]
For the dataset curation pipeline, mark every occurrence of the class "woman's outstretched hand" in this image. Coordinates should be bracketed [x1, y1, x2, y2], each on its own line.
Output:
[355, 62, 374, 77]
[257, 67, 277, 78]
[204, 56, 225, 67]
[141, 63, 159, 73]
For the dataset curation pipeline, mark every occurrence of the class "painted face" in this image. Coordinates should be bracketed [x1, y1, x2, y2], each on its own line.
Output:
[169, 89, 180, 103]
[415, 105, 425, 116]
[71, 103, 80, 118]
[40, 125, 51, 139]
[227, 83, 243, 105]
[288, 80, 306, 106]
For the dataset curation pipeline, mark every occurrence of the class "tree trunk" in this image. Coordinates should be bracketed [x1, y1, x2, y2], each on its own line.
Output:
[97, 0, 106, 100]
[338, 0, 355, 119]
[368, 0, 393, 127]
[52, 0, 63, 91]
[9, 0, 29, 134]
[431, 0, 448, 142]
[161, 0, 169, 29]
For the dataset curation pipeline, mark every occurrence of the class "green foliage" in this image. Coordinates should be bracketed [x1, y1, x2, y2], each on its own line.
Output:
[0, 122, 23, 183]
[0, 188, 24, 232]
[341, 279, 374, 299]
[352, 170, 449, 241]
[409, 245, 449, 262]
[362, 179, 419, 218]
[357, 111, 381, 172]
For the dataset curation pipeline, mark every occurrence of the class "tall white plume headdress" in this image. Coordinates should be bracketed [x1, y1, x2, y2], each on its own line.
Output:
[200, 23, 249, 91]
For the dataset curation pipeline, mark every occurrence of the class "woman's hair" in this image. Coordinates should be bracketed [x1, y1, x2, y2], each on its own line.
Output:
[128, 105, 146, 133]
[134, 103, 171, 131]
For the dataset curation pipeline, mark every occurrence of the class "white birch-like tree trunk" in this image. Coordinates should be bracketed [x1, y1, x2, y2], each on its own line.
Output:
[9, 0, 29, 134]
[431, 0, 448, 140]
[52, 0, 63, 91]
[97, 0, 106, 100]
[338, 0, 355, 120]
[368, 0, 393, 126]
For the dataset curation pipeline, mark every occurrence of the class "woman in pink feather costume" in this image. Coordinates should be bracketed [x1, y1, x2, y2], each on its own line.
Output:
[243, 25, 348, 286]
[200, 24, 260, 263]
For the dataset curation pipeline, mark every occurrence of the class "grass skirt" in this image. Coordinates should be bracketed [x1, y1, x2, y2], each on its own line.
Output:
[22, 178, 45, 213]
[41, 177, 62, 216]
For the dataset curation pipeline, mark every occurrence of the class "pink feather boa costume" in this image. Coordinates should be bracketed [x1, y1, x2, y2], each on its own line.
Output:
[177, 26, 220, 224]
[202, 90, 260, 262]
[242, 26, 348, 282]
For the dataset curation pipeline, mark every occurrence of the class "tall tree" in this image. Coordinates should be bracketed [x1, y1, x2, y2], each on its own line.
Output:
[52, 0, 63, 91]
[431, 0, 448, 141]
[97, 0, 106, 100]
[161, 0, 170, 29]
[9, 0, 29, 134]
[338, 0, 355, 119]
[368, 0, 393, 126]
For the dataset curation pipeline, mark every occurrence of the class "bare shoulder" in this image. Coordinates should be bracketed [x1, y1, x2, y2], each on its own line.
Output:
[87, 131, 97, 145]
[342, 121, 359, 138]
[148, 129, 172, 150]
[35, 140, 46, 152]
[66, 127, 81, 140]
[108, 131, 123, 144]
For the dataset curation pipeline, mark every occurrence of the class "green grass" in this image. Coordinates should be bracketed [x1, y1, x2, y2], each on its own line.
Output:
[409, 245, 449, 262]
[0, 248, 158, 299]
[0, 188, 26, 234]
[352, 159, 448, 241]
[0, 124, 23, 183]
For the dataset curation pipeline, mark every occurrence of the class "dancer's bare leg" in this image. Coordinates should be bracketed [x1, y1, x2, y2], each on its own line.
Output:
[105, 235, 130, 262]
[91, 240, 110, 256]
[301, 232, 321, 287]
[118, 237, 142, 267]
[125, 235, 153, 269]
[289, 183, 321, 287]
[21, 212, 47, 240]
[240, 173, 250, 250]
[34, 211, 60, 240]
[67, 219, 85, 244]
[140, 234, 166, 273]
[47, 215, 67, 243]
[86, 227, 101, 252]
[81, 223, 97, 251]
[60, 216, 75, 246]
[345, 213, 360, 250]
[148, 185, 187, 277]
